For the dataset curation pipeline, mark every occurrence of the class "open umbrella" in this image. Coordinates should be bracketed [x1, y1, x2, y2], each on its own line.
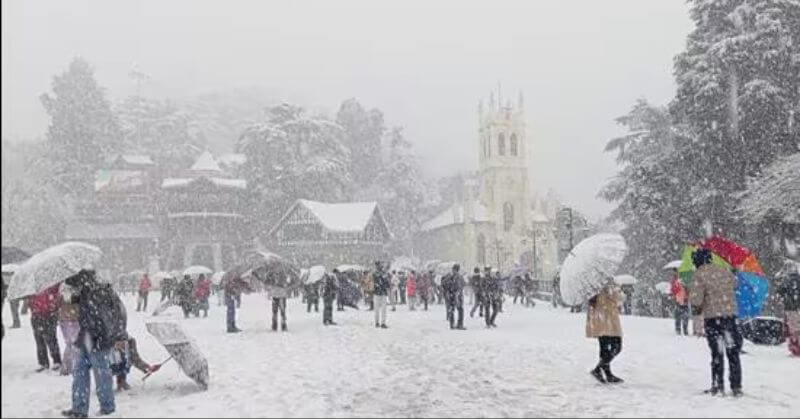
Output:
[152, 271, 175, 281]
[239, 251, 300, 286]
[655, 281, 671, 295]
[390, 256, 419, 273]
[614, 274, 638, 285]
[183, 265, 212, 277]
[336, 264, 366, 273]
[559, 233, 628, 306]
[145, 322, 209, 389]
[6, 241, 103, 300]
[663, 260, 682, 270]
[302, 265, 326, 285]
[677, 236, 769, 317]
[1, 263, 20, 275]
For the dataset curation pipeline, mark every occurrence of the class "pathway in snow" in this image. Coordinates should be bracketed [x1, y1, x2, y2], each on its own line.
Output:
[2, 293, 798, 417]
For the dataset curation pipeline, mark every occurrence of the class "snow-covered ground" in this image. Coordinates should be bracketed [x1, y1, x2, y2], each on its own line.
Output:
[2, 293, 798, 418]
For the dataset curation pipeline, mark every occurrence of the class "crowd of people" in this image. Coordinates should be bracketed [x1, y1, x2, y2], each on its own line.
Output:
[1, 248, 799, 417]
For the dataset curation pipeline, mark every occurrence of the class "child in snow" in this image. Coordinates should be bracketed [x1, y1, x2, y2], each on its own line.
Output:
[111, 337, 160, 391]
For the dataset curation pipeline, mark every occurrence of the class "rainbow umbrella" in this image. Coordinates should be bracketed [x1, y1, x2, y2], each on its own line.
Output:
[677, 236, 768, 317]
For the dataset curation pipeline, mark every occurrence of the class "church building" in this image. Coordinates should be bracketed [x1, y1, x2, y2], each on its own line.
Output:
[415, 89, 558, 277]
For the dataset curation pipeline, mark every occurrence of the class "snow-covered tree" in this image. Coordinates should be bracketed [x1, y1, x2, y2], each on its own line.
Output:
[237, 103, 351, 231]
[336, 98, 385, 188]
[40, 57, 122, 197]
[116, 96, 207, 168]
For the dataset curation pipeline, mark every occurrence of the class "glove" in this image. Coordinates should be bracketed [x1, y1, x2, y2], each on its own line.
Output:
[148, 364, 161, 373]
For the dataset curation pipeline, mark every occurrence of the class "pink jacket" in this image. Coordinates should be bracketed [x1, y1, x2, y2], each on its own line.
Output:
[406, 275, 417, 297]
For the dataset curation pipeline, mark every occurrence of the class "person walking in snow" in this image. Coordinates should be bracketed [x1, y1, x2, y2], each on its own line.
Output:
[305, 280, 320, 313]
[224, 276, 247, 333]
[136, 273, 151, 312]
[61, 269, 124, 418]
[59, 286, 80, 376]
[30, 284, 62, 372]
[322, 271, 338, 326]
[689, 248, 742, 397]
[177, 275, 195, 318]
[442, 264, 466, 330]
[778, 271, 800, 356]
[524, 273, 537, 307]
[373, 261, 390, 329]
[512, 275, 525, 304]
[483, 267, 502, 328]
[362, 270, 375, 310]
[399, 272, 408, 305]
[469, 267, 484, 318]
[406, 271, 417, 311]
[670, 269, 689, 336]
[587, 280, 625, 384]
[268, 272, 290, 332]
[160, 276, 173, 302]
[389, 270, 400, 312]
[417, 270, 432, 311]
[194, 274, 211, 318]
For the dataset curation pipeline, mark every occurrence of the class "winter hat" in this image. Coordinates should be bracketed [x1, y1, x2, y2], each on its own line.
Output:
[692, 248, 712, 268]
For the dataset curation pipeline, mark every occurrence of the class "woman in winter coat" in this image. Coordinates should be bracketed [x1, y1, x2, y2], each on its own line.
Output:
[406, 271, 417, 311]
[417, 271, 431, 311]
[586, 281, 624, 384]
[778, 272, 800, 356]
[361, 271, 374, 310]
[194, 274, 211, 318]
[59, 285, 80, 375]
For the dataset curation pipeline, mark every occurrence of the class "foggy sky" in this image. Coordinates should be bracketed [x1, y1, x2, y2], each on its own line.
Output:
[1, 0, 693, 220]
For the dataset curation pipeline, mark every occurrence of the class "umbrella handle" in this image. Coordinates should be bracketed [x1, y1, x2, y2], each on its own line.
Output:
[142, 356, 173, 381]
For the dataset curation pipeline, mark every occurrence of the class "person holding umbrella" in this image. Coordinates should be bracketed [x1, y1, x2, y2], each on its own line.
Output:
[373, 261, 390, 329]
[224, 276, 245, 333]
[322, 270, 338, 326]
[61, 269, 125, 418]
[689, 248, 742, 397]
[587, 280, 625, 384]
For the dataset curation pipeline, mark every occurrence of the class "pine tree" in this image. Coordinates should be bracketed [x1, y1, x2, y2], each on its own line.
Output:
[40, 57, 122, 197]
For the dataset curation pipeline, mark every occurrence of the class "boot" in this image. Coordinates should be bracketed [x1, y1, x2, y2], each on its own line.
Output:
[380, 323, 388, 329]
[61, 410, 88, 418]
[731, 388, 743, 398]
[602, 366, 623, 383]
[590, 367, 606, 384]
[281, 323, 287, 332]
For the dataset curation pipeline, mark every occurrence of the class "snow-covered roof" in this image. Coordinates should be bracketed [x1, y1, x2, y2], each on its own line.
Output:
[120, 155, 154, 165]
[218, 153, 246, 166]
[421, 201, 491, 232]
[189, 151, 223, 174]
[299, 199, 379, 232]
[161, 177, 246, 190]
[65, 222, 159, 240]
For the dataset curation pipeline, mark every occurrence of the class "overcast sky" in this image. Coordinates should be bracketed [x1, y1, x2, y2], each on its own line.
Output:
[1, 0, 694, 220]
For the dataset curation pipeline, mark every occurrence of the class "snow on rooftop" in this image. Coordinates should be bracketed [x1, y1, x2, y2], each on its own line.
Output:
[190, 151, 223, 173]
[120, 155, 154, 165]
[299, 199, 378, 232]
[421, 201, 491, 232]
[161, 177, 246, 190]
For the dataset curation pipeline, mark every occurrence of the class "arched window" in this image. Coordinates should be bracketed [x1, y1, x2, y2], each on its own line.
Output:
[476, 234, 486, 265]
[510, 134, 518, 156]
[498, 133, 505, 156]
[503, 202, 514, 231]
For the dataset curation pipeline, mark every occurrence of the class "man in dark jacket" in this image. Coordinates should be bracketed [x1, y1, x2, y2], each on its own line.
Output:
[484, 267, 502, 328]
[61, 269, 123, 418]
[469, 267, 484, 318]
[442, 264, 466, 330]
[305, 281, 320, 313]
[373, 261, 390, 328]
[417, 270, 431, 311]
[322, 271, 338, 325]
[177, 275, 195, 318]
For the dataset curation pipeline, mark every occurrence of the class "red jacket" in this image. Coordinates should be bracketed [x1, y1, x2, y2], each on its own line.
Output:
[670, 276, 688, 306]
[139, 276, 152, 293]
[406, 275, 417, 297]
[194, 278, 211, 299]
[29, 284, 61, 317]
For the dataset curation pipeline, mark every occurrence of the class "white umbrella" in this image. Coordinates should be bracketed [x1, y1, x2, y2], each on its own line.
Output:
[183, 265, 212, 277]
[336, 264, 366, 273]
[655, 281, 671, 294]
[391, 256, 419, 273]
[663, 260, 682, 270]
[559, 233, 628, 306]
[302, 265, 326, 284]
[1, 263, 20, 275]
[211, 271, 225, 285]
[6, 241, 103, 300]
[152, 271, 175, 281]
[614, 274, 638, 285]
